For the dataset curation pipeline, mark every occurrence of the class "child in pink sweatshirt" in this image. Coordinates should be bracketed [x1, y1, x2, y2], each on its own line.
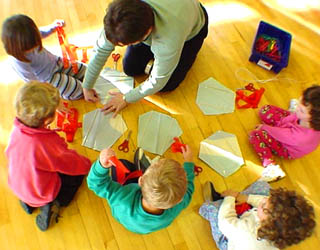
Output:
[249, 85, 320, 182]
[5, 81, 91, 231]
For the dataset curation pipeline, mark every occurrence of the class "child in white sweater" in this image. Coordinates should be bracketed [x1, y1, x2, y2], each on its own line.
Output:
[199, 181, 315, 250]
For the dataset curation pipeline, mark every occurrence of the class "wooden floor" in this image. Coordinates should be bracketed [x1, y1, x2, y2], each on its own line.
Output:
[0, 0, 320, 249]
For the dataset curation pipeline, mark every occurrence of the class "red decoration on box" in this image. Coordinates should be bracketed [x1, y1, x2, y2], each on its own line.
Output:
[255, 35, 281, 62]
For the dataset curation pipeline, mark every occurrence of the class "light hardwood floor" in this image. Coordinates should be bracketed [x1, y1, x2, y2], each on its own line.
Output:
[0, 0, 319, 249]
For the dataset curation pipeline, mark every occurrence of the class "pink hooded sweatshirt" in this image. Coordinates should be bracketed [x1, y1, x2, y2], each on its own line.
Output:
[261, 113, 320, 158]
[5, 118, 91, 207]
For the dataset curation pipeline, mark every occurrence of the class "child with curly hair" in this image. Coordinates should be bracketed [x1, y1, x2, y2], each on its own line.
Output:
[2, 14, 86, 100]
[249, 85, 320, 182]
[5, 81, 91, 231]
[200, 181, 315, 250]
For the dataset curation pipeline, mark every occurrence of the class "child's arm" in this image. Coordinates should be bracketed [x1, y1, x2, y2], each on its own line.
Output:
[87, 148, 133, 203]
[224, 190, 267, 207]
[177, 145, 195, 209]
[39, 19, 64, 38]
[11, 61, 38, 82]
[218, 194, 257, 238]
[82, 30, 115, 102]
[35, 134, 91, 175]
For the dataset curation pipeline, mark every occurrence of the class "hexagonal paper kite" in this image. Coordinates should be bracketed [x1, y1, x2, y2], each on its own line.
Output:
[94, 67, 134, 104]
[138, 111, 182, 155]
[82, 109, 127, 151]
[199, 131, 244, 177]
[196, 77, 235, 115]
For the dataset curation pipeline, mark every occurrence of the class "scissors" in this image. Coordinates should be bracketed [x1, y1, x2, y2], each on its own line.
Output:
[194, 165, 203, 176]
[118, 130, 132, 153]
[112, 53, 121, 70]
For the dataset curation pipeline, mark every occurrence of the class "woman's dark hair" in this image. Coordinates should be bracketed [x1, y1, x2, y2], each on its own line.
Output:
[258, 188, 315, 249]
[104, 0, 154, 45]
[302, 85, 320, 130]
[1, 14, 42, 62]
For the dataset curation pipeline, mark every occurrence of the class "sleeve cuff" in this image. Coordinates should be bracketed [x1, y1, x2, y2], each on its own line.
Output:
[92, 160, 110, 176]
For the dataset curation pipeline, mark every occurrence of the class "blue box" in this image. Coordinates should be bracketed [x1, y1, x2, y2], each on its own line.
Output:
[249, 21, 292, 73]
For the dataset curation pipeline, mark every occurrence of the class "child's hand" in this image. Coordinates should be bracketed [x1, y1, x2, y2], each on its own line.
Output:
[52, 19, 65, 29]
[221, 190, 239, 198]
[236, 193, 248, 204]
[99, 148, 116, 168]
[56, 101, 71, 115]
[181, 144, 193, 162]
[83, 88, 100, 103]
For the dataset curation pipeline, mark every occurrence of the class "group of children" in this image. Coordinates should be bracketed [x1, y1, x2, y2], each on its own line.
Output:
[2, 12, 319, 250]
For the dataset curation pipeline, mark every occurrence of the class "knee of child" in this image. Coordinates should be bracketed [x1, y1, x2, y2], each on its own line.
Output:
[249, 130, 258, 141]
[259, 105, 270, 116]
[140, 158, 187, 209]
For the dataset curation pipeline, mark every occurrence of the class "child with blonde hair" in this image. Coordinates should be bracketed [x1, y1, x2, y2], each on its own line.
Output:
[1, 14, 86, 100]
[249, 85, 320, 182]
[87, 146, 195, 234]
[5, 81, 91, 231]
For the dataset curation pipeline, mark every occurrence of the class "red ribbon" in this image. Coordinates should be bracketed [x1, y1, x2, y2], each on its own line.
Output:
[56, 27, 93, 73]
[108, 156, 142, 185]
[55, 102, 82, 142]
[171, 137, 186, 153]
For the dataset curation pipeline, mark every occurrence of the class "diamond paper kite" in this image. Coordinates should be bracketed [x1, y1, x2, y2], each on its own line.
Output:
[82, 109, 127, 151]
[94, 67, 134, 104]
[199, 131, 244, 177]
[138, 111, 182, 155]
[196, 77, 235, 115]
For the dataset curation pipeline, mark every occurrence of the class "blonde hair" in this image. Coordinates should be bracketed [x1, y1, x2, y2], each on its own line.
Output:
[140, 158, 187, 209]
[15, 81, 60, 128]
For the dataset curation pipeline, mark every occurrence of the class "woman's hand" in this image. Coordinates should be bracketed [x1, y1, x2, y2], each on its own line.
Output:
[83, 88, 100, 103]
[101, 92, 127, 118]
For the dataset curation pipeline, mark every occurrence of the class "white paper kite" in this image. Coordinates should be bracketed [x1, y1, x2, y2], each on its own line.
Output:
[82, 109, 127, 151]
[196, 77, 235, 115]
[138, 111, 182, 155]
[94, 67, 134, 104]
[199, 131, 244, 177]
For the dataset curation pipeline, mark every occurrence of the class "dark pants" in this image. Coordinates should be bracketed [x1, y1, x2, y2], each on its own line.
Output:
[111, 159, 140, 185]
[122, 5, 209, 92]
[55, 173, 85, 206]
[20, 173, 85, 210]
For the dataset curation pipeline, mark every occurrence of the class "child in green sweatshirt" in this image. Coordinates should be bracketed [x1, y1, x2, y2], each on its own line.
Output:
[87, 146, 195, 234]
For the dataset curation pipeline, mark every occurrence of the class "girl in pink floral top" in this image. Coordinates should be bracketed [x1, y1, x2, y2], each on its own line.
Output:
[249, 85, 320, 182]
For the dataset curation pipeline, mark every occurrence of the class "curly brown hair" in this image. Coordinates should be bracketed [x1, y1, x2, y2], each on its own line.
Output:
[302, 85, 320, 131]
[257, 188, 315, 249]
